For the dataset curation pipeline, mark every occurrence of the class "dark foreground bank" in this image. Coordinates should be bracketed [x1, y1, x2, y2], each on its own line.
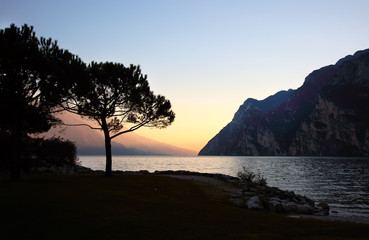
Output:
[1, 173, 369, 240]
[8, 165, 369, 224]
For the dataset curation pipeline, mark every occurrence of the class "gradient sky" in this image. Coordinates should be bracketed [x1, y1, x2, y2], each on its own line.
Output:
[1, 0, 369, 153]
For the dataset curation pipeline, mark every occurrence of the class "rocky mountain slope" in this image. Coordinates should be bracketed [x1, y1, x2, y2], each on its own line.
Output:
[199, 49, 369, 156]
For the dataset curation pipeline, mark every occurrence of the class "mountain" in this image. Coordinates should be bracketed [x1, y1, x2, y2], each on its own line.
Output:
[41, 112, 197, 156]
[199, 49, 369, 156]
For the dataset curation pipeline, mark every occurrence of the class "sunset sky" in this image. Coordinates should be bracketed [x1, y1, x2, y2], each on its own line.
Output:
[1, 0, 369, 153]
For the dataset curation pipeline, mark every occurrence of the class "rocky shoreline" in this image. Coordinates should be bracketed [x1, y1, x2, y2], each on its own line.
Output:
[151, 170, 330, 216]
[150, 170, 369, 225]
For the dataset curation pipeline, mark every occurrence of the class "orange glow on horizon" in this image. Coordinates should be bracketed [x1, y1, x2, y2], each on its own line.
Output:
[134, 101, 238, 153]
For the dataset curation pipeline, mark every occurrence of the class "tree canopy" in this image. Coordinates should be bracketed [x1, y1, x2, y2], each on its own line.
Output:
[0, 24, 87, 179]
[65, 62, 175, 176]
[0, 24, 175, 178]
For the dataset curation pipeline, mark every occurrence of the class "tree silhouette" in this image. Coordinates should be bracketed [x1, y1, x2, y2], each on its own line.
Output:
[65, 62, 175, 176]
[0, 24, 87, 180]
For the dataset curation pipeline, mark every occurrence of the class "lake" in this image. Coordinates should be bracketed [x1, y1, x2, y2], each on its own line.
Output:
[79, 155, 369, 218]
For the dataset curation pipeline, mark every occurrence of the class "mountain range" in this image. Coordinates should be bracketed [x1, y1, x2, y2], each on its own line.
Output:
[42, 112, 197, 156]
[199, 49, 369, 156]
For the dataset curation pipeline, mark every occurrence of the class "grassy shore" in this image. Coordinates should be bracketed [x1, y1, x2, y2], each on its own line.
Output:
[1, 174, 368, 240]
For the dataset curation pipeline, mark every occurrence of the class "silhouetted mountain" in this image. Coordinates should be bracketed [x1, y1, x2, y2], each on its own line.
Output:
[199, 49, 369, 156]
[41, 112, 197, 156]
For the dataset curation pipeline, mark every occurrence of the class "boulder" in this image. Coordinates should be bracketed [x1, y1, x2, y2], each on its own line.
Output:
[269, 198, 285, 213]
[282, 201, 299, 213]
[315, 202, 330, 215]
[296, 204, 314, 215]
[247, 196, 263, 209]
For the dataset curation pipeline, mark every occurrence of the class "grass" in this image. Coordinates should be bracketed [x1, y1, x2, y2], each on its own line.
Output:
[1, 174, 368, 240]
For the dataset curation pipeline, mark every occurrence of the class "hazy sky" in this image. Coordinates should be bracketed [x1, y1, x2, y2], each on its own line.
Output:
[1, 0, 369, 152]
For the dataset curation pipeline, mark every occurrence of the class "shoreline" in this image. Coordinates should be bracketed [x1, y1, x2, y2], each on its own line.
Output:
[102, 168, 369, 225]
[156, 170, 369, 225]
[7, 166, 369, 225]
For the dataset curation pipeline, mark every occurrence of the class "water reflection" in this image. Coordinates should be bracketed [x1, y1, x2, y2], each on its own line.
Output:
[80, 155, 369, 217]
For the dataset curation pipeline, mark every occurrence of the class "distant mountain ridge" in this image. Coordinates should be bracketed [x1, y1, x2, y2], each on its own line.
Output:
[199, 49, 369, 156]
[42, 112, 197, 156]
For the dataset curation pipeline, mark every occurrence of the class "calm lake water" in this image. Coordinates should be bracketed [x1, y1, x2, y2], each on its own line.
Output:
[79, 155, 369, 218]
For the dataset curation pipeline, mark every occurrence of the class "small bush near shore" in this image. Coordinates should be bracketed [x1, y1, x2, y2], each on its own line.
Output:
[0, 135, 78, 174]
[237, 166, 267, 186]
[24, 137, 78, 168]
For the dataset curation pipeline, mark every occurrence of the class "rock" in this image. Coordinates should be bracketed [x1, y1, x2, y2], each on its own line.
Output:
[280, 191, 295, 200]
[303, 196, 315, 207]
[269, 198, 285, 213]
[273, 204, 285, 214]
[296, 204, 314, 215]
[282, 201, 299, 213]
[247, 196, 263, 209]
[292, 196, 302, 203]
[316, 202, 330, 215]
[317, 202, 330, 211]
[266, 197, 315, 215]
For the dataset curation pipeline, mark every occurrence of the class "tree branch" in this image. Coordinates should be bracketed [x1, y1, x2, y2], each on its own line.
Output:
[62, 123, 102, 130]
[110, 120, 150, 139]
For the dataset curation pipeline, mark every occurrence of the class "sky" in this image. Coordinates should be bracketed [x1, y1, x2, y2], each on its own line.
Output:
[1, 0, 369, 153]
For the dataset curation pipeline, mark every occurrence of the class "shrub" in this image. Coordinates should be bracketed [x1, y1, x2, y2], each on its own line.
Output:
[23, 137, 79, 169]
[0, 135, 79, 173]
[237, 167, 267, 186]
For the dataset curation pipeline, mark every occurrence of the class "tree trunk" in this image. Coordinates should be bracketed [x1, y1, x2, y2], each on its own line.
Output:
[104, 133, 113, 176]
[102, 119, 113, 177]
